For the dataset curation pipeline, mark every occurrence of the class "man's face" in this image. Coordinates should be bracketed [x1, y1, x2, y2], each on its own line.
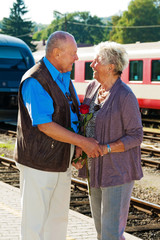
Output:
[58, 37, 78, 73]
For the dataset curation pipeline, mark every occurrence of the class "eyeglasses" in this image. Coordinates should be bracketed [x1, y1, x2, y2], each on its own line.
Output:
[65, 92, 76, 113]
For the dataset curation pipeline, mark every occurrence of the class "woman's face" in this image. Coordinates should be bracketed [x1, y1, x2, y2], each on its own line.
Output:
[90, 56, 111, 83]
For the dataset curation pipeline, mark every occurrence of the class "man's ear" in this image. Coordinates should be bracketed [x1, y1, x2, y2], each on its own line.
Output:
[52, 47, 61, 58]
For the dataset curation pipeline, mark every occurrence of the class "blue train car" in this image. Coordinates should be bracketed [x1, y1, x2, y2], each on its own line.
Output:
[0, 34, 35, 122]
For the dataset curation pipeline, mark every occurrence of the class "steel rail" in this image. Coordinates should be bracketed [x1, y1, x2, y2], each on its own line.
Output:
[71, 178, 160, 217]
[141, 147, 160, 156]
[141, 157, 160, 169]
[0, 156, 16, 166]
[142, 118, 160, 124]
[0, 156, 160, 216]
[143, 135, 160, 141]
[0, 128, 17, 137]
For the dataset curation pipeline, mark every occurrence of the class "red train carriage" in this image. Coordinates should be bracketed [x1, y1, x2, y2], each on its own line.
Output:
[33, 41, 160, 116]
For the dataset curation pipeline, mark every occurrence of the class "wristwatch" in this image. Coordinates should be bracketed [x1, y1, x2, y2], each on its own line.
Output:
[107, 144, 111, 153]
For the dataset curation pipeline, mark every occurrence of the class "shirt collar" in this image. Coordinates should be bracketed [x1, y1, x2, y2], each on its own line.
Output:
[43, 57, 71, 82]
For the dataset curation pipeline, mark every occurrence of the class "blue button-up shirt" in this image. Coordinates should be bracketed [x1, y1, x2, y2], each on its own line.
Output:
[22, 57, 80, 133]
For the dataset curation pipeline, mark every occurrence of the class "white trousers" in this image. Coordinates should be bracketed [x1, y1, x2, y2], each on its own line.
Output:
[18, 145, 74, 240]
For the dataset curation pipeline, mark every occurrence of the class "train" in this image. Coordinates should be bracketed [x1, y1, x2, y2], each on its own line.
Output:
[1, 36, 160, 124]
[0, 34, 35, 123]
[33, 41, 160, 117]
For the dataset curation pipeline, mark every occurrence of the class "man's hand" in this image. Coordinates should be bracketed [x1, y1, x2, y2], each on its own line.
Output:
[80, 138, 103, 158]
[38, 122, 102, 158]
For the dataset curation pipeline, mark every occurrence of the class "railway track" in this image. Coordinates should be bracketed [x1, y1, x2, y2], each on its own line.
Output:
[143, 128, 160, 140]
[0, 156, 160, 217]
[0, 156, 160, 238]
[0, 127, 160, 169]
[143, 133, 160, 142]
[0, 128, 17, 137]
[0, 129, 17, 137]
[142, 118, 160, 129]
[141, 157, 160, 169]
[71, 177, 160, 217]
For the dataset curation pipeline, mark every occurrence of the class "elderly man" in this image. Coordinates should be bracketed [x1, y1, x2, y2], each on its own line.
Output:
[14, 31, 102, 240]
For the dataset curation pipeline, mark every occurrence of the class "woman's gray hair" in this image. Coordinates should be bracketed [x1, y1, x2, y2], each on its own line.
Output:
[95, 41, 129, 74]
[45, 31, 74, 56]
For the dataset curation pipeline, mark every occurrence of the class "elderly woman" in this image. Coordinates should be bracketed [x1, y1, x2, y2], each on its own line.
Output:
[74, 41, 143, 240]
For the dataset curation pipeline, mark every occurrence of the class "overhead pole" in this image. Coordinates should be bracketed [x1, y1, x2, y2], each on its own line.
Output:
[54, 11, 67, 32]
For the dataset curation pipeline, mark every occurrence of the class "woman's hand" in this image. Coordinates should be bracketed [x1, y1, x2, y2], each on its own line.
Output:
[72, 158, 86, 169]
[99, 145, 108, 155]
[71, 146, 85, 169]
[75, 146, 82, 158]
[99, 140, 125, 155]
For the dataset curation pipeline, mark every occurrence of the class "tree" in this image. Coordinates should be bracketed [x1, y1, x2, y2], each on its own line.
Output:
[0, 20, 2, 29]
[1, 0, 36, 51]
[33, 11, 107, 45]
[109, 0, 160, 43]
[107, 15, 122, 42]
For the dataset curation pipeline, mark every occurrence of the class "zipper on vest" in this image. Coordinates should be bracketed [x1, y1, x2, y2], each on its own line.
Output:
[51, 141, 54, 148]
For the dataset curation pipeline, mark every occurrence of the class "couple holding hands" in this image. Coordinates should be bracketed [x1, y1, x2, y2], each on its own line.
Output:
[14, 31, 143, 240]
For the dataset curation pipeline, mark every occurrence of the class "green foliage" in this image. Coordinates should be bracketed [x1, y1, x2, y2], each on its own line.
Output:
[1, 0, 36, 51]
[31, 0, 160, 45]
[32, 30, 43, 41]
[0, 20, 2, 29]
[1, 0, 160, 47]
[109, 0, 160, 43]
[107, 15, 122, 42]
[33, 23, 48, 32]
[33, 11, 107, 45]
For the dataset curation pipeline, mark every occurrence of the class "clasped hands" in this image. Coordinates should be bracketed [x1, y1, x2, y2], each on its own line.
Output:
[72, 142, 107, 170]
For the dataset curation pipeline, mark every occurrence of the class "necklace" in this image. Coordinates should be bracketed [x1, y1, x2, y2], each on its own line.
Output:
[98, 86, 110, 104]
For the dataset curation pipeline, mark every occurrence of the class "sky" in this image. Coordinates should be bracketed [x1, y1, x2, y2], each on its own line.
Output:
[1, 0, 132, 24]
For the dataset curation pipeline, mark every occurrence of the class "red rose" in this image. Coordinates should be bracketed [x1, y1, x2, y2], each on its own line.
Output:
[79, 104, 90, 114]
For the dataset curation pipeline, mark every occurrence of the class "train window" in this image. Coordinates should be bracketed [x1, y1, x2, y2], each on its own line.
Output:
[129, 60, 143, 81]
[70, 63, 75, 80]
[0, 34, 35, 113]
[85, 62, 93, 80]
[151, 60, 160, 81]
[0, 46, 28, 70]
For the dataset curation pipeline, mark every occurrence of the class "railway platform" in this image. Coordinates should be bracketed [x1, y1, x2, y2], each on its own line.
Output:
[0, 181, 142, 240]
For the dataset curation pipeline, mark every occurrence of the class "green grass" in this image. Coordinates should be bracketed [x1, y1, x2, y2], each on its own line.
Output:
[0, 142, 15, 151]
